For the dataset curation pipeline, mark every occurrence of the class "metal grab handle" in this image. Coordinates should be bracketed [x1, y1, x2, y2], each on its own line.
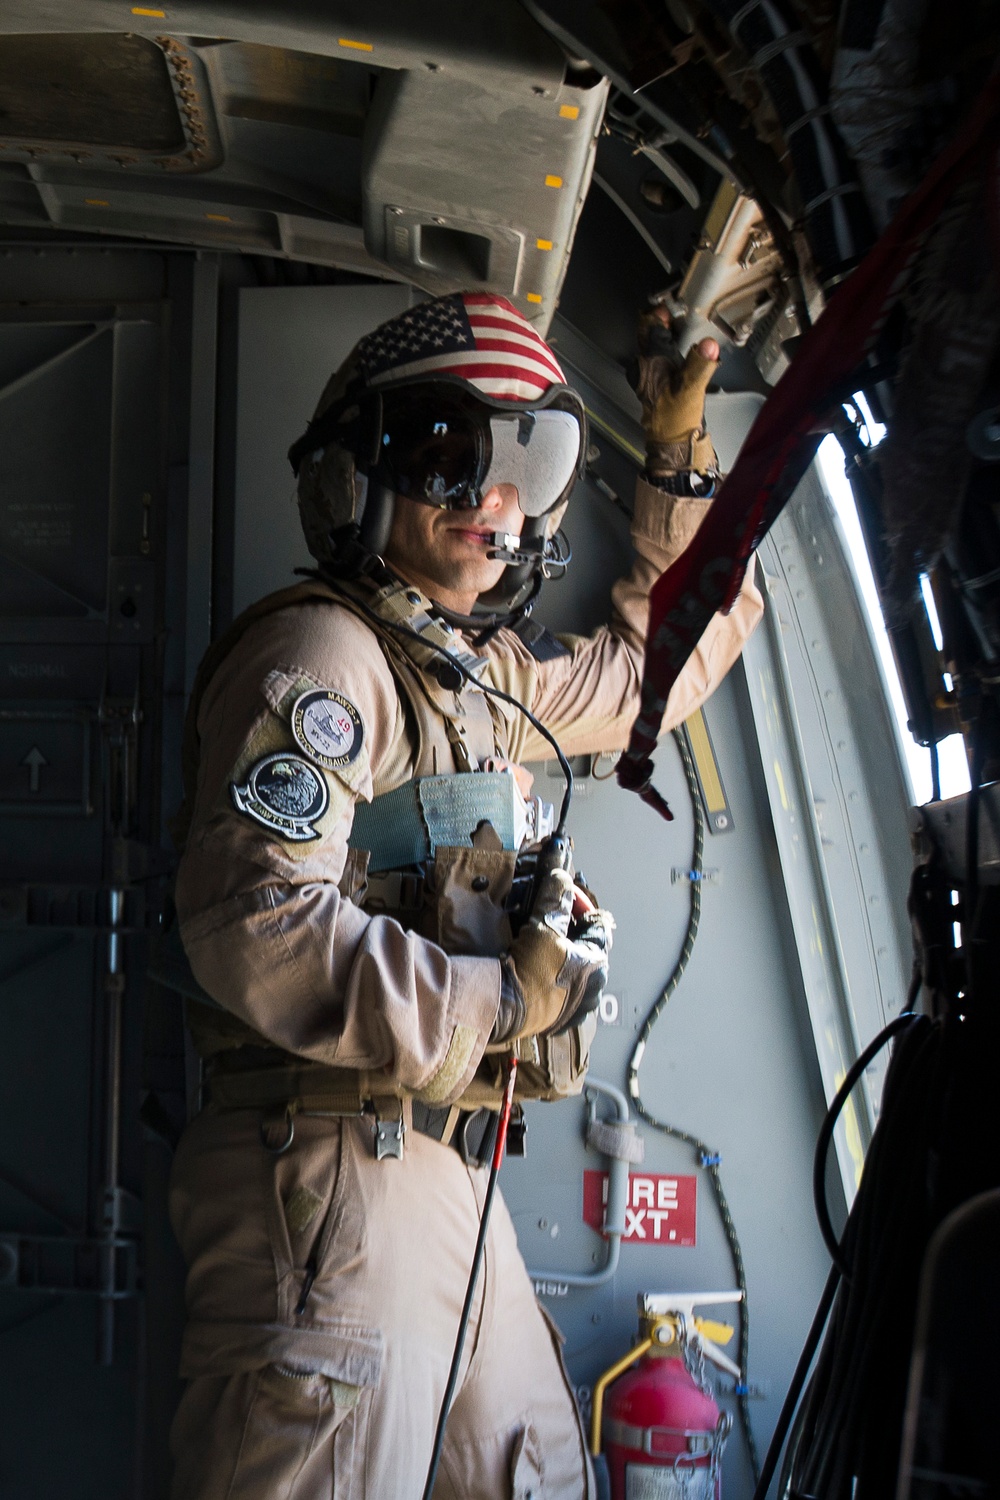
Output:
[526, 1076, 634, 1289]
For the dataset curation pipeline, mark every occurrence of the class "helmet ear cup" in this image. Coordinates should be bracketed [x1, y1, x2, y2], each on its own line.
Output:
[357, 391, 383, 470]
[296, 441, 359, 573]
[358, 477, 396, 560]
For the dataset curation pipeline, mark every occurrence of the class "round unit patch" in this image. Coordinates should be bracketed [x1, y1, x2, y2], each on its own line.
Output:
[231, 752, 328, 841]
[291, 689, 364, 771]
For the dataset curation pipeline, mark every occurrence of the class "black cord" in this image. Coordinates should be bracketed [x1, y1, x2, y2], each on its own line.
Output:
[929, 740, 941, 803]
[789, 1013, 940, 1498]
[749, 1263, 841, 1500]
[964, 728, 984, 1005]
[812, 1010, 921, 1276]
[421, 1061, 517, 1500]
[322, 581, 575, 834]
[626, 727, 760, 1482]
[421, 1151, 502, 1500]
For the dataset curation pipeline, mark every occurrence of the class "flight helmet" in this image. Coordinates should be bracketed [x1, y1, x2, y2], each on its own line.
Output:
[289, 292, 586, 625]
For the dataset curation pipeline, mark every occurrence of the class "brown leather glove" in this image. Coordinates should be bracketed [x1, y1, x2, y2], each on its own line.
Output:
[492, 865, 614, 1043]
[635, 306, 720, 474]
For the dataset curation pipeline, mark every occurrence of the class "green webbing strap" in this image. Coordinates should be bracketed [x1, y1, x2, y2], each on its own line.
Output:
[349, 771, 519, 872]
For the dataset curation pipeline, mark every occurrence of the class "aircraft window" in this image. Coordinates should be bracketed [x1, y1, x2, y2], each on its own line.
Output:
[852, 391, 886, 447]
[818, 431, 970, 806]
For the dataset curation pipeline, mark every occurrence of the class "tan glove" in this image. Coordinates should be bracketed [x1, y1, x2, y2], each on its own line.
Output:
[492, 864, 614, 1043]
[635, 306, 720, 474]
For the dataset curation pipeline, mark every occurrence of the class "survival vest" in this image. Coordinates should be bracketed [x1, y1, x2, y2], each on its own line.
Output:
[165, 574, 596, 1115]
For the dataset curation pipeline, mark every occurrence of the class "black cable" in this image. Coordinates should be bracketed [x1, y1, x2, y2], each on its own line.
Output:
[421, 1154, 501, 1499]
[929, 739, 941, 802]
[788, 1013, 940, 1498]
[421, 1060, 517, 1500]
[626, 727, 760, 1482]
[749, 1263, 841, 1500]
[812, 1010, 920, 1276]
[628, 729, 704, 1051]
[964, 729, 984, 1004]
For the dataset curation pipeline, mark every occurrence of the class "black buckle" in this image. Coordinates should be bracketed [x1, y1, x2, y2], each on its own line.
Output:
[506, 1105, 527, 1157]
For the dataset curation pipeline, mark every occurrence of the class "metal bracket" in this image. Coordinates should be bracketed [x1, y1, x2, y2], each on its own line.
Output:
[0, 881, 158, 931]
[374, 1101, 405, 1161]
[671, 867, 720, 886]
[911, 786, 1000, 885]
[0, 1233, 139, 1298]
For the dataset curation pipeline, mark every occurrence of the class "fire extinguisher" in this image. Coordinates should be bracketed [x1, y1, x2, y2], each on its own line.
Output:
[590, 1292, 742, 1499]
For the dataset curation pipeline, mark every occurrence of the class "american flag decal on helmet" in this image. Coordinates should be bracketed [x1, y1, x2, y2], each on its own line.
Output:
[355, 292, 566, 402]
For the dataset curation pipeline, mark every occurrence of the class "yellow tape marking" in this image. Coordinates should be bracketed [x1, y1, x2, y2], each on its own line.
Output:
[338, 37, 373, 51]
[544, 174, 563, 188]
[583, 405, 644, 466]
[526, 293, 542, 304]
[686, 708, 726, 814]
[131, 7, 166, 15]
[536, 238, 553, 251]
[205, 213, 232, 222]
[85, 199, 110, 207]
[559, 104, 580, 119]
[773, 758, 790, 812]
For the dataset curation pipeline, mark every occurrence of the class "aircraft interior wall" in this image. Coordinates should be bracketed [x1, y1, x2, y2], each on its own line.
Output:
[0, 253, 915, 1497]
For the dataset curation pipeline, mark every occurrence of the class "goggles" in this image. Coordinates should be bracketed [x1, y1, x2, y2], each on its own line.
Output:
[375, 386, 584, 518]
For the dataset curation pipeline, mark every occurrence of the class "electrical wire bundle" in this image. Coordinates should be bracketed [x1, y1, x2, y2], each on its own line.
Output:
[755, 781, 1000, 1498]
[782, 1010, 937, 1498]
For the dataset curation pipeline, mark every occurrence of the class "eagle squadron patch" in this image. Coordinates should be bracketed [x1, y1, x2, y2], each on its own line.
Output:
[231, 752, 328, 841]
[291, 689, 364, 771]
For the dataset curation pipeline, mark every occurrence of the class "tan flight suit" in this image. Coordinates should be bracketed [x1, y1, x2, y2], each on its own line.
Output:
[168, 478, 763, 1499]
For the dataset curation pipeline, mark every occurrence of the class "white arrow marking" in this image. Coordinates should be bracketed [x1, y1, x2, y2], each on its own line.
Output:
[21, 746, 48, 793]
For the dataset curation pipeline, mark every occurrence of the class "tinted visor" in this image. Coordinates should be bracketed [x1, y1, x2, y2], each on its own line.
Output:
[378, 389, 582, 517]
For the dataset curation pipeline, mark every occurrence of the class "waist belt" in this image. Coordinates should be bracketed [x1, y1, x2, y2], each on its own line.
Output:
[204, 1050, 508, 1166]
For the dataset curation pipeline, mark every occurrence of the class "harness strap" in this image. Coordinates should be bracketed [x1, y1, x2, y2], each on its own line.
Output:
[207, 1062, 375, 1114]
[330, 578, 497, 771]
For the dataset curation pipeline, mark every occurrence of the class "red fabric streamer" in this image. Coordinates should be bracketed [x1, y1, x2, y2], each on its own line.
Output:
[619, 71, 1000, 819]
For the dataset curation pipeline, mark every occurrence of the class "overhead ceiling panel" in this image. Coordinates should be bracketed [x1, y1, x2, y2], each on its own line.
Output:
[0, 4, 609, 330]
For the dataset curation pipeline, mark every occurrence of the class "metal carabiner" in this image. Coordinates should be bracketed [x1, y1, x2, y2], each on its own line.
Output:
[260, 1104, 295, 1154]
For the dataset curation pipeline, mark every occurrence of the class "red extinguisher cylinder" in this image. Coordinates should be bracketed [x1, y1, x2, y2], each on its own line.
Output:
[603, 1351, 723, 1499]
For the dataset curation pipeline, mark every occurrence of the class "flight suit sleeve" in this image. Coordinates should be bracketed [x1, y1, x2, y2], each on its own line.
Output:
[174, 601, 501, 1105]
[495, 476, 763, 761]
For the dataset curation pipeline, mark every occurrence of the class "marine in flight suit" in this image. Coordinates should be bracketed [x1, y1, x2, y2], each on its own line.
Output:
[167, 294, 762, 1498]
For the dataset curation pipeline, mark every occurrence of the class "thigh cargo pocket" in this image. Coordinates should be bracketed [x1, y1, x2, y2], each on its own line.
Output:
[225, 1362, 371, 1499]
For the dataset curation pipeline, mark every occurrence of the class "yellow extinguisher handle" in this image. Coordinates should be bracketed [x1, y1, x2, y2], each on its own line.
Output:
[589, 1336, 655, 1458]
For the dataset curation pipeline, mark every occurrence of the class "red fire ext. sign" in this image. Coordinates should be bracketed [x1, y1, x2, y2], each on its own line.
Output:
[583, 1171, 698, 1247]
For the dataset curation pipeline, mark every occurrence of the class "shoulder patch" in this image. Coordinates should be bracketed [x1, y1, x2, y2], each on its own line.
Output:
[291, 689, 365, 770]
[231, 752, 328, 841]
